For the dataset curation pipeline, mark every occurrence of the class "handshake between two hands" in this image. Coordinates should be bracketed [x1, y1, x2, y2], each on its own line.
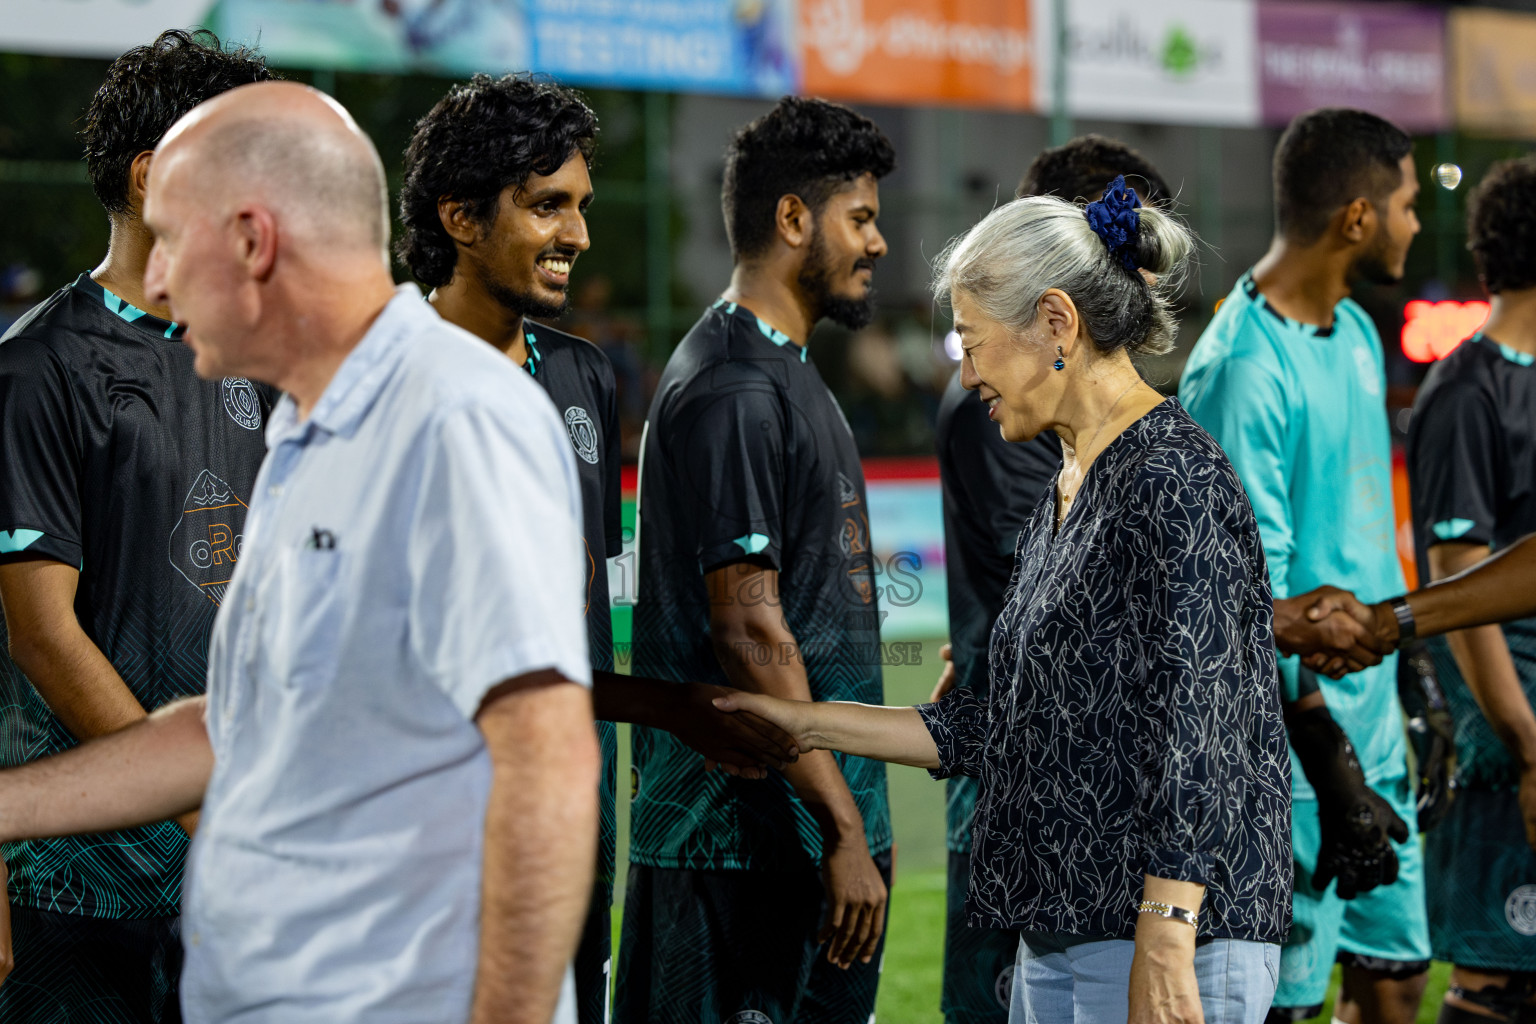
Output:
[1273, 586, 1398, 679]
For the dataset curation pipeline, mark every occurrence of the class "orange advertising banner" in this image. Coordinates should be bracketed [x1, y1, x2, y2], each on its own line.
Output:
[801, 0, 1034, 110]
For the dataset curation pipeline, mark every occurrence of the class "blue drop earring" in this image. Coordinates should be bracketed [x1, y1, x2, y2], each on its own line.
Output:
[1053, 346, 1065, 371]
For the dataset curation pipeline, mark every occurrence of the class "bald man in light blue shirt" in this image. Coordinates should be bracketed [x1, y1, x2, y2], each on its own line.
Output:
[0, 82, 598, 1024]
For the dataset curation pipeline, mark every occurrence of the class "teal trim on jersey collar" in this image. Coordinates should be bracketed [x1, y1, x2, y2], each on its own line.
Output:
[1476, 332, 1536, 367]
[712, 297, 806, 362]
[77, 274, 183, 339]
[1239, 272, 1334, 338]
[522, 328, 543, 377]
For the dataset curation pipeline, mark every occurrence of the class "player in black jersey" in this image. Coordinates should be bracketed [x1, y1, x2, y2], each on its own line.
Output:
[1405, 156, 1536, 1024]
[617, 97, 895, 1024]
[395, 73, 797, 1024]
[930, 135, 1171, 1024]
[0, 30, 272, 1023]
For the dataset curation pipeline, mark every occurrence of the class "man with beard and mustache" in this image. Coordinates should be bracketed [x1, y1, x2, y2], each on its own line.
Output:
[395, 74, 799, 1024]
[1180, 108, 1430, 1024]
[616, 97, 894, 1024]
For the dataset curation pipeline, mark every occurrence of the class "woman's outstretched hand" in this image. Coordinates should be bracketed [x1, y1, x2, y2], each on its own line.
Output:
[710, 691, 816, 760]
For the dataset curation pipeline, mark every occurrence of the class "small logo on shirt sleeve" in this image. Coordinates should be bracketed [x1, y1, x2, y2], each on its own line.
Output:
[1431, 518, 1477, 540]
[564, 406, 600, 464]
[223, 378, 263, 430]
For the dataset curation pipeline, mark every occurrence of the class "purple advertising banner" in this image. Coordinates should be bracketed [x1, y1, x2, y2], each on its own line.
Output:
[1259, 1, 1447, 131]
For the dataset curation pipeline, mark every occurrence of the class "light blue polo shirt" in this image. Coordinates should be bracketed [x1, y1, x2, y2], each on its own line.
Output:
[182, 288, 591, 1022]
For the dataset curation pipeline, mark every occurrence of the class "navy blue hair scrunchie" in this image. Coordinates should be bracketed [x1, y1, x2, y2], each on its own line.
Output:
[1084, 175, 1142, 272]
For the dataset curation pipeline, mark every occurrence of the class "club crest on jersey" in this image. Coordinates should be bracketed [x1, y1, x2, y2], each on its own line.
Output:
[223, 378, 263, 430]
[565, 406, 600, 464]
[995, 964, 1016, 1009]
[169, 470, 249, 607]
[1506, 884, 1536, 936]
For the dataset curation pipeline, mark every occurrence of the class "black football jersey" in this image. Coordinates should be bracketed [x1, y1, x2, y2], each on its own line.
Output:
[0, 273, 271, 916]
[522, 320, 623, 672]
[629, 299, 890, 870]
[520, 319, 623, 901]
[1408, 333, 1536, 787]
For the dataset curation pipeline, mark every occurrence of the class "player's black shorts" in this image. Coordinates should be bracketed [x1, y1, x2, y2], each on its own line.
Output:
[1427, 784, 1536, 972]
[0, 906, 182, 1023]
[614, 850, 892, 1024]
[576, 883, 614, 1024]
[942, 851, 1020, 1024]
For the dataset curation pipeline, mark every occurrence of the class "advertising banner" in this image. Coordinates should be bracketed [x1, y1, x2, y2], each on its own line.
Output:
[3, 0, 215, 58]
[1258, 2, 1446, 132]
[1037, 0, 1260, 127]
[1, 0, 796, 96]
[1451, 7, 1536, 138]
[528, 0, 797, 96]
[801, 0, 1033, 111]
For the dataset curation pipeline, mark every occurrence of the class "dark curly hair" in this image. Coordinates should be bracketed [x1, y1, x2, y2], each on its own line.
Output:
[396, 73, 598, 288]
[1273, 108, 1411, 243]
[1017, 134, 1172, 208]
[1467, 156, 1536, 295]
[721, 96, 895, 261]
[83, 29, 273, 215]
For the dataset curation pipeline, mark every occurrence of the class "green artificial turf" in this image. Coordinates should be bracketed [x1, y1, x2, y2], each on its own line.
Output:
[608, 637, 1454, 1022]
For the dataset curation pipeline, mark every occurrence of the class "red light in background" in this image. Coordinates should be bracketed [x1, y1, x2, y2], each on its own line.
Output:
[1401, 300, 1489, 362]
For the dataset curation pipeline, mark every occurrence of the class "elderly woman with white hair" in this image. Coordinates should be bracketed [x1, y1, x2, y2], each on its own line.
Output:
[717, 181, 1291, 1024]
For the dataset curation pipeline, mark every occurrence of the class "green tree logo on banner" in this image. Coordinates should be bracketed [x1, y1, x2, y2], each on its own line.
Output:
[1162, 25, 1200, 75]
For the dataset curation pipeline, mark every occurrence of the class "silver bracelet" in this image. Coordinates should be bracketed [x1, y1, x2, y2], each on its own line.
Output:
[1137, 900, 1199, 928]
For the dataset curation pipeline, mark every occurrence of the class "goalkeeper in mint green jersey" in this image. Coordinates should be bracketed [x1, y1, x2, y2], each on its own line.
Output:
[1180, 108, 1429, 1024]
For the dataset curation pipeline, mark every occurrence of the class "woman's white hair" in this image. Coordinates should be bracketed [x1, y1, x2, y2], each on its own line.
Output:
[933, 193, 1194, 357]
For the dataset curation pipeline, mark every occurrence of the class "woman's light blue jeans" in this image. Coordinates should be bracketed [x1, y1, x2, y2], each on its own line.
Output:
[1009, 933, 1281, 1023]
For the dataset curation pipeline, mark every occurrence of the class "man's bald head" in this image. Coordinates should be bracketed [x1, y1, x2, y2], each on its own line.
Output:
[143, 81, 399, 390]
[156, 81, 389, 254]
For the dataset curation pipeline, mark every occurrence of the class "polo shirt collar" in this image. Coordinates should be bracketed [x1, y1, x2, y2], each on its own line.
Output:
[267, 286, 425, 446]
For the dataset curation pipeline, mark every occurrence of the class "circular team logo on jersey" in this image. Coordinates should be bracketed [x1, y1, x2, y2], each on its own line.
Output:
[564, 406, 599, 464]
[223, 378, 262, 430]
[994, 963, 1016, 1009]
[1505, 884, 1536, 936]
[725, 1012, 773, 1024]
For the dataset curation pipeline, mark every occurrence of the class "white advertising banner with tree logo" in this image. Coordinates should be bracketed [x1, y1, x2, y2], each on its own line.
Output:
[1034, 0, 1260, 126]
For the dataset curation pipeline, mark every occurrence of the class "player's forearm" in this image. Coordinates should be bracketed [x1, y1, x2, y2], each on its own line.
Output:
[471, 679, 598, 1024]
[8, 617, 152, 741]
[590, 670, 677, 728]
[1445, 625, 1536, 770]
[7, 603, 199, 835]
[711, 625, 867, 844]
[1430, 544, 1536, 769]
[0, 696, 210, 843]
[1403, 532, 1536, 638]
